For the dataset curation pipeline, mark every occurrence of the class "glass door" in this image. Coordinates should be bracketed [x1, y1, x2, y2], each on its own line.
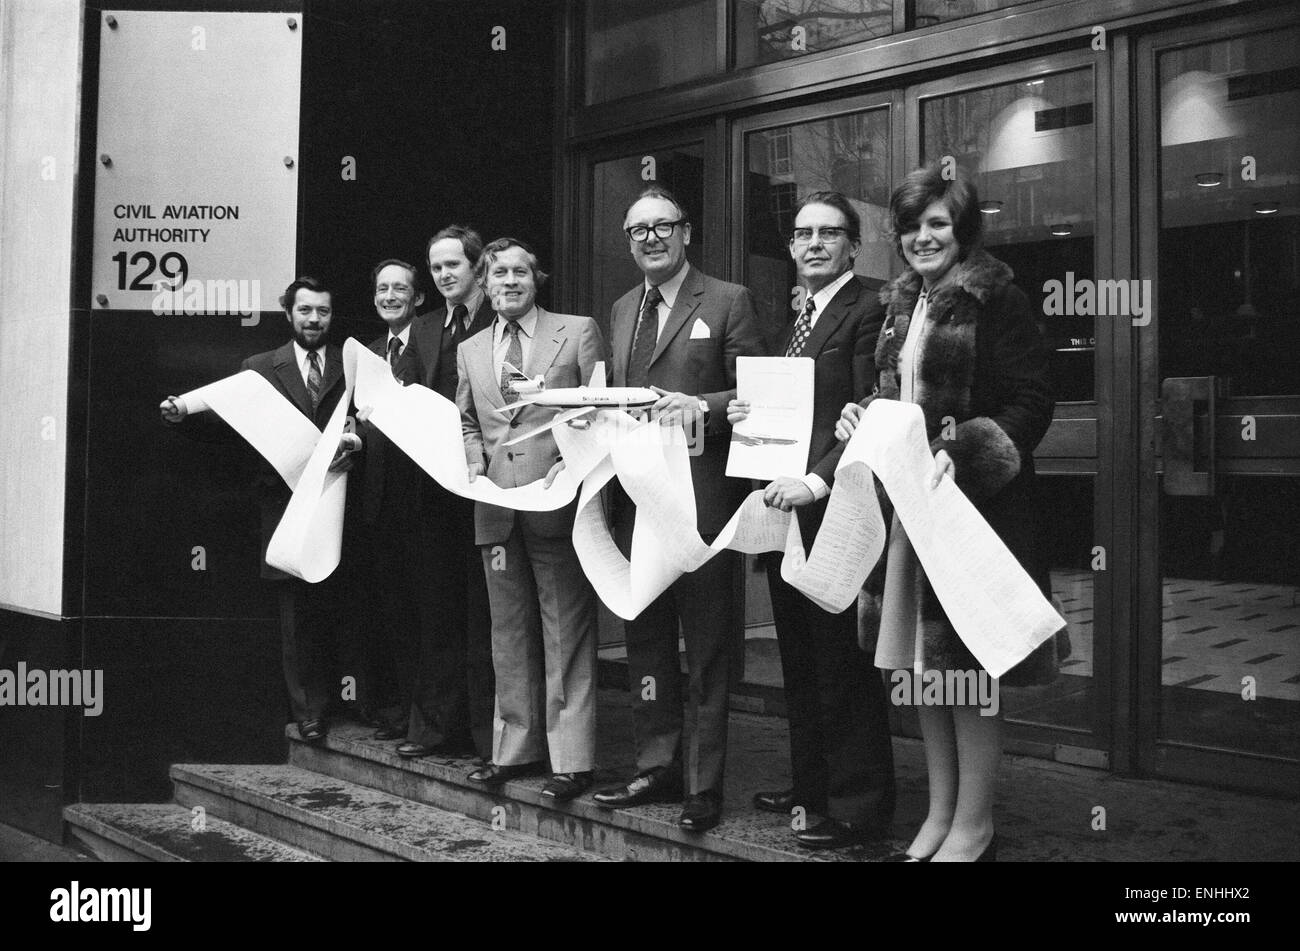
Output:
[1136, 14, 1300, 795]
[910, 52, 1114, 760]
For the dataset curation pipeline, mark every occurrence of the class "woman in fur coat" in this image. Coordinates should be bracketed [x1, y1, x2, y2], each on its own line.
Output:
[836, 164, 1056, 862]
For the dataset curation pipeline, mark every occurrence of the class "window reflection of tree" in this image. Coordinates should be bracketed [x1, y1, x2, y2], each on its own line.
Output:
[749, 0, 894, 62]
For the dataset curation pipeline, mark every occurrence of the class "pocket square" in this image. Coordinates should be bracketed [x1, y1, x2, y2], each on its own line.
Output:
[689, 319, 711, 340]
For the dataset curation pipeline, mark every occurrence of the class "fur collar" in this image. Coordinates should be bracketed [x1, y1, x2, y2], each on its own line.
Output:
[879, 249, 1015, 323]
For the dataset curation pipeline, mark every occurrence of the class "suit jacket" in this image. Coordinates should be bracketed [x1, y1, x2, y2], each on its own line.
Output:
[610, 264, 765, 534]
[240, 341, 347, 580]
[416, 295, 495, 401]
[358, 317, 445, 526]
[457, 307, 607, 545]
[775, 274, 884, 543]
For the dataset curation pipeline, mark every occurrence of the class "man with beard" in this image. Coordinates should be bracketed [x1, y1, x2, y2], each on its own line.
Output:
[160, 276, 356, 743]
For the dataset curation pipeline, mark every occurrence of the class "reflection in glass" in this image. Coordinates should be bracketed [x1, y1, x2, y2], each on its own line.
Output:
[733, 0, 893, 68]
[744, 109, 892, 344]
[590, 147, 705, 336]
[584, 0, 718, 104]
[914, 0, 1038, 29]
[922, 69, 1096, 402]
[1156, 29, 1300, 763]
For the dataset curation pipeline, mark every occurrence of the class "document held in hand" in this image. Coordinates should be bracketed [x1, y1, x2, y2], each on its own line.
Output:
[726, 356, 814, 480]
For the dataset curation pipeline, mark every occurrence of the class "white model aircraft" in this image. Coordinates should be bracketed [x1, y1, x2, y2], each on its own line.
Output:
[498, 361, 659, 446]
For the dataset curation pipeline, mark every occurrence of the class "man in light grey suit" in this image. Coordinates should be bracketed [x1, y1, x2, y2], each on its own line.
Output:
[456, 237, 607, 802]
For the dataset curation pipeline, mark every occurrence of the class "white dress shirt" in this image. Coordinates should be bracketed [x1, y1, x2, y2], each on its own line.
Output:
[445, 288, 484, 331]
[492, 306, 538, 382]
[639, 263, 690, 340]
[292, 340, 325, 390]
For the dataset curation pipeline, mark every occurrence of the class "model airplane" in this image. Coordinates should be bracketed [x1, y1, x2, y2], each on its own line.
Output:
[499, 361, 660, 446]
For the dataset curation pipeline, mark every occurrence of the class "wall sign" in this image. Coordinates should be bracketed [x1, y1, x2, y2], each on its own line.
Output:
[91, 11, 302, 318]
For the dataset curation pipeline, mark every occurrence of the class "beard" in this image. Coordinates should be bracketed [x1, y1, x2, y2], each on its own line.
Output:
[292, 326, 326, 350]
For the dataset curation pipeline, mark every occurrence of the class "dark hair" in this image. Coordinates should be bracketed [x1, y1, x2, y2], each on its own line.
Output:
[426, 225, 485, 268]
[794, 190, 861, 243]
[477, 237, 549, 288]
[888, 163, 983, 262]
[279, 275, 331, 313]
[623, 184, 689, 226]
[370, 258, 421, 294]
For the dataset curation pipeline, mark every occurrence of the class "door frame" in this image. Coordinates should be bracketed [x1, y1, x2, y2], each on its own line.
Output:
[1134, 6, 1300, 796]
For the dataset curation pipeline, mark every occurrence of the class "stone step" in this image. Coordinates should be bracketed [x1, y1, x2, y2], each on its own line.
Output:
[289, 721, 900, 862]
[63, 802, 322, 862]
[169, 762, 604, 862]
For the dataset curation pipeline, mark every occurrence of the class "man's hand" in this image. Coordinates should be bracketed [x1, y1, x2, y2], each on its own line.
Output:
[329, 433, 361, 472]
[650, 387, 704, 426]
[726, 399, 750, 425]
[764, 476, 815, 512]
[834, 402, 864, 442]
[160, 396, 187, 424]
[356, 405, 374, 425]
[467, 462, 484, 483]
[543, 459, 565, 489]
[931, 449, 955, 489]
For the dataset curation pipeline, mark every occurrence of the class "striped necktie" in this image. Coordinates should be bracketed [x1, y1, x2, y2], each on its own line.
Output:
[306, 349, 322, 409]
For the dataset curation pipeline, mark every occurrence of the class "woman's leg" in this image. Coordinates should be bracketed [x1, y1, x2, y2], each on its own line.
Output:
[907, 704, 958, 857]
[932, 703, 1000, 862]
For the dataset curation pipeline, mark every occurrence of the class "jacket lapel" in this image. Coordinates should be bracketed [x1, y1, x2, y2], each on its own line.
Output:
[611, 290, 637, 386]
[799, 276, 859, 359]
[411, 313, 444, 389]
[525, 308, 564, 377]
[318, 344, 344, 403]
[272, 341, 314, 418]
[650, 265, 703, 368]
[468, 322, 505, 409]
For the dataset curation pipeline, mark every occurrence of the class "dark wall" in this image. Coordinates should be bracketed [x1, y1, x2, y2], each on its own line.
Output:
[0, 0, 560, 840]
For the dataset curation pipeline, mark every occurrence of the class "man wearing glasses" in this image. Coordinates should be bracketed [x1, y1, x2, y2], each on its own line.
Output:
[591, 185, 764, 833]
[727, 191, 895, 849]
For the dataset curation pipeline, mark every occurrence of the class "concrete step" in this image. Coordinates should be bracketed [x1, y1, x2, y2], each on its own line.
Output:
[170, 762, 604, 862]
[289, 721, 900, 862]
[63, 802, 322, 862]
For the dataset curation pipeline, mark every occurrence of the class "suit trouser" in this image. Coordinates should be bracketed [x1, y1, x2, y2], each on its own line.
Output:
[277, 578, 334, 724]
[453, 494, 496, 760]
[617, 510, 740, 795]
[767, 553, 896, 826]
[483, 514, 597, 773]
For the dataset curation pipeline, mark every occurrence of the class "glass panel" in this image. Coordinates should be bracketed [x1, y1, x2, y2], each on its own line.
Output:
[922, 69, 1096, 402]
[733, 0, 893, 69]
[914, 0, 1038, 29]
[922, 70, 1097, 735]
[1156, 29, 1300, 761]
[744, 107, 893, 345]
[583, 0, 719, 105]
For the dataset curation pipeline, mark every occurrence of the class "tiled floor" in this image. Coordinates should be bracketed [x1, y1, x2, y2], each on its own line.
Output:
[1051, 570, 1300, 701]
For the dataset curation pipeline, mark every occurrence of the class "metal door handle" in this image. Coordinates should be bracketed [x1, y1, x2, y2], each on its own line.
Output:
[1161, 376, 1217, 496]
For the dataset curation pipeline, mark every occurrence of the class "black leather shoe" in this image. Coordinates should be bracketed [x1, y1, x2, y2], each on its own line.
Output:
[467, 762, 544, 786]
[373, 724, 407, 741]
[679, 793, 721, 833]
[396, 742, 435, 758]
[541, 772, 594, 802]
[752, 789, 797, 814]
[884, 849, 934, 862]
[298, 719, 327, 743]
[795, 817, 885, 850]
[591, 768, 684, 809]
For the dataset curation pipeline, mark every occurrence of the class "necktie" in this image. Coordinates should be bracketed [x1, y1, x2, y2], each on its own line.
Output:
[500, 321, 522, 400]
[306, 350, 322, 409]
[450, 304, 468, 346]
[626, 285, 663, 388]
[387, 335, 403, 377]
[786, 295, 816, 357]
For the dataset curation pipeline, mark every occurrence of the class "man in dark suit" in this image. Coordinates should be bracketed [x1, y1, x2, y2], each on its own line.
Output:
[417, 226, 495, 760]
[160, 276, 357, 743]
[358, 259, 474, 758]
[591, 186, 765, 832]
[457, 238, 605, 801]
[729, 191, 895, 849]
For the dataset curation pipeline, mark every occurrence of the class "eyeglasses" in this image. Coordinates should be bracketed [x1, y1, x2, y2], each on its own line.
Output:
[625, 219, 686, 242]
[791, 227, 850, 245]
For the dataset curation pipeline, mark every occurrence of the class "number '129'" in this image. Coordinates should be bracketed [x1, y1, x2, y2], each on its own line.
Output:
[112, 250, 188, 291]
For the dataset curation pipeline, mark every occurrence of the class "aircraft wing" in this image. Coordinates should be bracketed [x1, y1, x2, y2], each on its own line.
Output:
[503, 406, 597, 446]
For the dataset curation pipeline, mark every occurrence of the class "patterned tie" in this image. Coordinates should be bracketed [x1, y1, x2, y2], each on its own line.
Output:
[387, 335, 403, 377]
[306, 349, 322, 409]
[450, 304, 468, 346]
[626, 285, 663, 388]
[500, 321, 523, 400]
[786, 295, 816, 357]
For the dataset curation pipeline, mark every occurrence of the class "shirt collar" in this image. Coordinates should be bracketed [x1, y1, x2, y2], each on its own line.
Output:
[291, 340, 323, 367]
[644, 262, 690, 310]
[444, 288, 484, 328]
[386, 322, 412, 347]
[808, 268, 856, 317]
[495, 306, 538, 342]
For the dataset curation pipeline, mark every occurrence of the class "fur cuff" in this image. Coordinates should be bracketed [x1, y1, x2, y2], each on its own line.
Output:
[931, 417, 1020, 501]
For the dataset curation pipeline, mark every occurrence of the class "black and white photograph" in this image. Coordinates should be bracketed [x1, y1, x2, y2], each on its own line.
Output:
[0, 0, 1295, 925]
